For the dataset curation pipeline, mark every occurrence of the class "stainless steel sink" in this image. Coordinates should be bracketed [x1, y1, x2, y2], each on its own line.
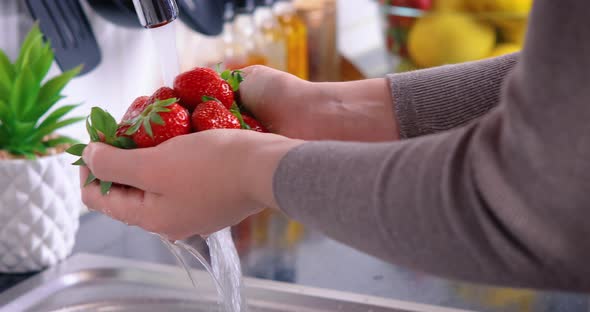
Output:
[0, 254, 471, 312]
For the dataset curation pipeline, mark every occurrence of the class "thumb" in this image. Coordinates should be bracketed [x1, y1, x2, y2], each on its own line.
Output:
[83, 143, 158, 192]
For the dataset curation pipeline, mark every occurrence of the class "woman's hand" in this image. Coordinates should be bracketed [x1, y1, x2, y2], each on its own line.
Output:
[80, 130, 303, 240]
[240, 66, 400, 141]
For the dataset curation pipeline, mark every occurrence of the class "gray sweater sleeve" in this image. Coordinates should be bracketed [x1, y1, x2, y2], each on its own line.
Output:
[389, 53, 518, 138]
[274, 0, 590, 291]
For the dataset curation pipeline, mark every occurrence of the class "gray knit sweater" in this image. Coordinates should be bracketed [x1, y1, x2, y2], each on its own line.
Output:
[274, 0, 590, 291]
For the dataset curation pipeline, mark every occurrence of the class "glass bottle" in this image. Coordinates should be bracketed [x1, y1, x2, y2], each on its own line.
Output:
[254, 0, 287, 71]
[225, 0, 267, 70]
[274, 0, 308, 80]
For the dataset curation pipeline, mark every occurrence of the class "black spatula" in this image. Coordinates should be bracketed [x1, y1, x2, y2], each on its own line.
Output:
[24, 0, 101, 76]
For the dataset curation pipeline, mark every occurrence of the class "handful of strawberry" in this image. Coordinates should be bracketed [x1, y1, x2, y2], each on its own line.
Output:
[67, 66, 267, 194]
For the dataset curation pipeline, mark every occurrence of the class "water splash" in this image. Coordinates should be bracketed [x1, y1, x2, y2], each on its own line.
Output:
[207, 228, 247, 312]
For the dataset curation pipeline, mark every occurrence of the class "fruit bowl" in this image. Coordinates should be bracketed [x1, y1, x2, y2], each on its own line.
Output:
[377, 0, 532, 72]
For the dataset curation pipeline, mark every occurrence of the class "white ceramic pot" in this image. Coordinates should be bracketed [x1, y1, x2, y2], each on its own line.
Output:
[0, 152, 81, 273]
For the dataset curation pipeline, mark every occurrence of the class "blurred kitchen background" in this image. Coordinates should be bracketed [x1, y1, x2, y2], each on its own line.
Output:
[1, 0, 589, 311]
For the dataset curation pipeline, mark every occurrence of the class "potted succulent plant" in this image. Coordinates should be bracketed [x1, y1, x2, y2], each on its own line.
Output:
[0, 24, 84, 273]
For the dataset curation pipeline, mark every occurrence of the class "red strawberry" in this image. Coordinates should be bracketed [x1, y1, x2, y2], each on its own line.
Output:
[125, 98, 191, 148]
[242, 113, 268, 133]
[192, 100, 241, 131]
[174, 67, 234, 111]
[117, 96, 150, 137]
[148, 86, 178, 105]
[121, 96, 149, 122]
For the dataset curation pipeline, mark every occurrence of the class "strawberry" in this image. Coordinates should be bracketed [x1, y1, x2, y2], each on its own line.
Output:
[121, 96, 149, 122]
[117, 96, 150, 137]
[148, 86, 178, 105]
[125, 98, 191, 148]
[192, 99, 241, 131]
[242, 113, 268, 133]
[174, 67, 234, 111]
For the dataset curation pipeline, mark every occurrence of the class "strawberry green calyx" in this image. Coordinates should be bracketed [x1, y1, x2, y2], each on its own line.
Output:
[124, 98, 177, 138]
[221, 70, 244, 92]
[230, 102, 250, 130]
[216, 63, 245, 92]
[66, 106, 136, 195]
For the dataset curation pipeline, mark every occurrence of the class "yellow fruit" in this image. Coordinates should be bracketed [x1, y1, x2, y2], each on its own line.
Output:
[434, 0, 466, 11]
[408, 13, 496, 68]
[500, 21, 528, 44]
[396, 58, 419, 73]
[489, 43, 521, 58]
[466, 0, 533, 14]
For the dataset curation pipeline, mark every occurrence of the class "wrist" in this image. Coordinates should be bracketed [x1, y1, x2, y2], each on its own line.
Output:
[305, 78, 400, 141]
[238, 132, 305, 211]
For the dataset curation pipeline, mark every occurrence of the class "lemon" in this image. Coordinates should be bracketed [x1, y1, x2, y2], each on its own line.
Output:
[466, 0, 533, 14]
[489, 43, 521, 57]
[408, 13, 496, 68]
[500, 21, 528, 44]
[434, 0, 466, 11]
[396, 58, 419, 73]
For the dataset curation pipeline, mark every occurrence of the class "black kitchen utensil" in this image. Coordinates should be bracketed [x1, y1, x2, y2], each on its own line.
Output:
[88, 0, 225, 35]
[87, 0, 142, 29]
[177, 0, 224, 36]
[25, 0, 101, 76]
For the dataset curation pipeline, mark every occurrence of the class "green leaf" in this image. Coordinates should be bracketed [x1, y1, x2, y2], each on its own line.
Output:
[86, 117, 100, 141]
[125, 119, 142, 136]
[72, 157, 86, 166]
[0, 125, 9, 145]
[100, 181, 113, 195]
[113, 136, 136, 149]
[32, 142, 47, 155]
[227, 70, 244, 92]
[143, 118, 153, 138]
[15, 23, 44, 71]
[10, 67, 39, 118]
[30, 42, 54, 82]
[44, 136, 78, 147]
[154, 98, 177, 107]
[202, 96, 219, 103]
[27, 117, 84, 143]
[220, 70, 231, 81]
[12, 121, 37, 139]
[66, 143, 87, 156]
[0, 99, 13, 124]
[0, 50, 15, 102]
[90, 107, 118, 138]
[215, 63, 222, 74]
[37, 104, 79, 130]
[31, 66, 81, 121]
[150, 113, 164, 125]
[84, 172, 97, 186]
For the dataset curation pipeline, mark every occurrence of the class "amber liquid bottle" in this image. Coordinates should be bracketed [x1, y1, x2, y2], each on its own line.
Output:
[254, 0, 287, 71]
[224, 0, 267, 70]
[274, 0, 309, 80]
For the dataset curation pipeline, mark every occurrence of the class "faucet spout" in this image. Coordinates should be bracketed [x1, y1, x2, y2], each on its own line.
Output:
[132, 0, 179, 29]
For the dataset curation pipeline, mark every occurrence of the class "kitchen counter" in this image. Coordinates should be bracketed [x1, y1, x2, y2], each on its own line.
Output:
[2, 213, 590, 312]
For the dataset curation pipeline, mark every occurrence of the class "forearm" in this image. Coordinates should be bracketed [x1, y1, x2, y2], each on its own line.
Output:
[390, 53, 518, 138]
[269, 0, 590, 291]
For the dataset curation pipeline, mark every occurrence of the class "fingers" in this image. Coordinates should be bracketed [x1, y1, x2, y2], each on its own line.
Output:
[82, 143, 160, 192]
[240, 65, 291, 110]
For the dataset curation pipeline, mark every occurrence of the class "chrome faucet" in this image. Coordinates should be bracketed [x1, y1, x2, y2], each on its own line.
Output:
[132, 0, 179, 29]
